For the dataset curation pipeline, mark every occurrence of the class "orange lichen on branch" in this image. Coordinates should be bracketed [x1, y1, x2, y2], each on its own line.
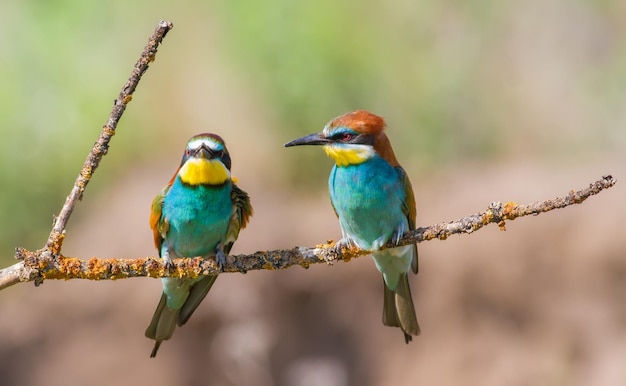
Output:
[58, 257, 84, 278]
[87, 257, 110, 278]
[177, 257, 208, 278]
[38, 256, 88, 281]
[46, 232, 65, 255]
[481, 208, 495, 225]
[80, 164, 94, 177]
[102, 126, 116, 136]
[37, 256, 206, 281]
[502, 201, 518, 218]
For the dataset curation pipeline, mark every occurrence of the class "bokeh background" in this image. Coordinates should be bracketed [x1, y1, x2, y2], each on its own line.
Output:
[0, 1, 625, 385]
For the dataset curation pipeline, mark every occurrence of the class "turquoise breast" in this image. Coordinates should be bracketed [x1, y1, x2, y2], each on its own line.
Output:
[161, 177, 232, 258]
[328, 155, 407, 250]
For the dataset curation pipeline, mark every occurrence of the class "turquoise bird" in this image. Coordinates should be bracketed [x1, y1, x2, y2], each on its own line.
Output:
[145, 133, 252, 357]
[285, 110, 420, 342]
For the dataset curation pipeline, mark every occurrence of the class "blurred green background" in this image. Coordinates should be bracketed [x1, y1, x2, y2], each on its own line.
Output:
[0, 1, 624, 385]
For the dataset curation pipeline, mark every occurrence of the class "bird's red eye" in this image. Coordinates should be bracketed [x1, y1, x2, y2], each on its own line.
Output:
[185, 149, 191, 156]
[341, 133, 355, 141]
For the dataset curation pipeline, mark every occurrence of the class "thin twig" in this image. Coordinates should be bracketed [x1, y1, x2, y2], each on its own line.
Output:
[45, 20, 174, 255]
[0, 21, 174, 290]
[0, 175, 614, 289]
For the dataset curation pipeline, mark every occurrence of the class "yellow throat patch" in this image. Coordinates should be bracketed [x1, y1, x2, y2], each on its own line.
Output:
[323, 144, 375, 166]
[178, 158, 230, 186]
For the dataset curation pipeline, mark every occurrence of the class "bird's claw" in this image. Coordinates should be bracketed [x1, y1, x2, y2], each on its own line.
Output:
[330, 239, 362, 263]
[163, 259, 175, 273]
[162, 250, 175, 273]
[215, 249, 227, 272]
[331, 241, 344, 256]
[325, 240, 349, 264]
[391, 230, 403, 246]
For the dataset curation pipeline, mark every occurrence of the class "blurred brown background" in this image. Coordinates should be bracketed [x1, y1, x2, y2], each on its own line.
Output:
[0, 1, 624, 385]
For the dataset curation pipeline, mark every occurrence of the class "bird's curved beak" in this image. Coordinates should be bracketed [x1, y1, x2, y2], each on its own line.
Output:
[284, 133, 330, 147]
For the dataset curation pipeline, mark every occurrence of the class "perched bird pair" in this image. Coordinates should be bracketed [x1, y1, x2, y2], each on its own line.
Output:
[145, 110, 419, 357]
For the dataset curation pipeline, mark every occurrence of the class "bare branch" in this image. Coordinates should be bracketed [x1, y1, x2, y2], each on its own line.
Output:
[45, 20, 174, 255]
[0, 175, 615, 289]
[0, 21, 172, 290]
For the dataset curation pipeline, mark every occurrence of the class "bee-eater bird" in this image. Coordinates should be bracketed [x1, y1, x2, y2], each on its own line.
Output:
[285, 110, 420, 342]
[145, 133, 252, 357]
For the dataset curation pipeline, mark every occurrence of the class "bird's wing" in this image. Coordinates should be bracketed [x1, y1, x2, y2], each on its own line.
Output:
[328, 166, 340, 218]
[149, 185, 170, 256]
[396, 166, 418, 274]
[223, 183, 253, 254]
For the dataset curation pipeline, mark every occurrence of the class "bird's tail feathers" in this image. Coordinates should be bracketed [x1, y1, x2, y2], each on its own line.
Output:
[382, 273, 420, 343]
[383, 283, 400, 327]
[145, 293, 181, 358]
[178, 275, 218, 326]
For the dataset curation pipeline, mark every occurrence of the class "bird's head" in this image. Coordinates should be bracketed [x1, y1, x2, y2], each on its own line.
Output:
[285, 110, 398, 167]
[176, 133, 232, 186]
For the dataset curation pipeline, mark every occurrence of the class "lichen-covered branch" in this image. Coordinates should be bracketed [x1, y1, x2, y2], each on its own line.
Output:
[0, 175, 614, 290]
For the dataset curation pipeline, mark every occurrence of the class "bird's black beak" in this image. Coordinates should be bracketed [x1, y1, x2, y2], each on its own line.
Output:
[194, 144, 213, 159]
[284, 133, 330, 147]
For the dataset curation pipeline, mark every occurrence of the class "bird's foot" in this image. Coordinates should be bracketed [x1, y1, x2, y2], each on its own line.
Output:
[331, 240, 345, 255]
[337, 239, 366, 263]
[327, 239, 354, 263]
[390, 225, 408, 246]
[215, 249, 227, 272]
[163, 259, 176, 274]
[162, 251, 175, 273]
